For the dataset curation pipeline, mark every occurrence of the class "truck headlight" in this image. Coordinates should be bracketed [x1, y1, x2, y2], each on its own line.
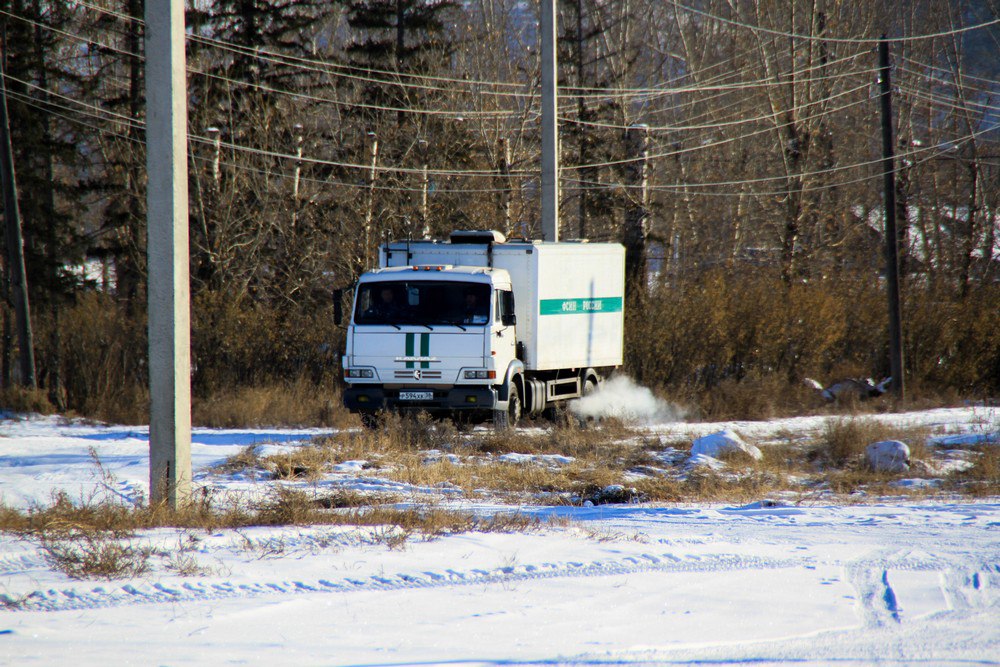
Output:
[346, 368, 375, 379]
[463, 370, 496, 379]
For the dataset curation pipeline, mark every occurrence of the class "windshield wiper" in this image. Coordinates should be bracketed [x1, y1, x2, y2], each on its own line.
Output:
[448, 320, 467, 331]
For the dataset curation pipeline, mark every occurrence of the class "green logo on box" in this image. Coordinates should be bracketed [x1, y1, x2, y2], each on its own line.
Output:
[539, 297, 623, 316]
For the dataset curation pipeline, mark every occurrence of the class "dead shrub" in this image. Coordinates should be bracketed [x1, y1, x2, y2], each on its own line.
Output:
[907, 286, 1000, 395]
[255, 487, 319, 525]
[263, 444, 337, 481]
[214, 445, 265, 476]
[191, 291, 341, 391]
[699, 375, 823, 421]
[56, 292, 148, 424]
[808, 419, 934, 471]
[0, 387, 55, 415]
[193, 377, 352, 428]
[681, 469, 779, 503]
[377, 411, 460, 450]
[626, 271, 1000, 420]
[811, 418, 897, 466]
[824, 469, 911, 496]
[40, 531, 154, 580]
[312, 490, 400, 509]
[948, 446, 1000, 496]
[475, 418, 639, 461]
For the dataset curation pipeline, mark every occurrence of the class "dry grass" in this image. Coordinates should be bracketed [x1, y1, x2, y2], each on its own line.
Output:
[947, 445, 1000, 497]
[207, 412, 975, 504]
[40, 531, 154, 580]
[0, 467, 553, 580]
[808, 418, 932, 467]
[0, 387, 56, 415]
[194, 377, 353, 428]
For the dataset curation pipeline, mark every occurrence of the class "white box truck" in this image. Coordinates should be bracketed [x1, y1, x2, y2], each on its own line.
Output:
[342, 230, 624, 427]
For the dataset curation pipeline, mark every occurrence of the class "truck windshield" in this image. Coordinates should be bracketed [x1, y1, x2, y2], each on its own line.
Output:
[354, 281, 491, 326]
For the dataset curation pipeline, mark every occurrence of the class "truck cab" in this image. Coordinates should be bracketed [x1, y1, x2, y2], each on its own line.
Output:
[343, 265, 520, 425]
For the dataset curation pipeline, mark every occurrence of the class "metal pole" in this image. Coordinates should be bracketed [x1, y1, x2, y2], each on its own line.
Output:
[540, 0, 559, 242]
[879, 37, 905, 400]
[146, 0, 191, 508]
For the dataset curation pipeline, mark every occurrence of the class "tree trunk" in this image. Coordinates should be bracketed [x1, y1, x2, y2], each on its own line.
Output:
[0, 32, 36, 388]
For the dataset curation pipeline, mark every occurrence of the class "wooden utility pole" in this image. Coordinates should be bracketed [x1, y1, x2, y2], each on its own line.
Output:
[146, 0, 192, 508]
[363, 131, 379, 268]
[540, 0, 559, 242]
[497, 137, 512, 235]
[624, 124, 650, 299]
[0, 30, 36, 389]
[879, 37, 905, 400]
[418, 138, 429, 237]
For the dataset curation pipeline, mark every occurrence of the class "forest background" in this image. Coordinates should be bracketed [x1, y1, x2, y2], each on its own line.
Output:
[0, 0, 998, 426]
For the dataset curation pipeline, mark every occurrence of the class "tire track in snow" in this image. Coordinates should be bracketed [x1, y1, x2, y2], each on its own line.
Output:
[845, 550, 998, 628]
[6, 551, 801, 613]
[881, 569, 901, 622]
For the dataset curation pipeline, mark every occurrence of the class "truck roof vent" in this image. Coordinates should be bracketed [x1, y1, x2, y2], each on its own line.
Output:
[449, 230, 506, 244]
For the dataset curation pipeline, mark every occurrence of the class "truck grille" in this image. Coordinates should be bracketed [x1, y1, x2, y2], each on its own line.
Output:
[393, 370, 442, 379]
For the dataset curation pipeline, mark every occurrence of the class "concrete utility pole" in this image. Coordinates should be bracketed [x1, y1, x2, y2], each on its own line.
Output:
[879, 37, 905, 400]
[146, 0, 192, 508]
[540, 0, 559, 242]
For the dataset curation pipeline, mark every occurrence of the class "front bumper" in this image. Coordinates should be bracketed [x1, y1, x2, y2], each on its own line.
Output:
[344, 385, 502, 413]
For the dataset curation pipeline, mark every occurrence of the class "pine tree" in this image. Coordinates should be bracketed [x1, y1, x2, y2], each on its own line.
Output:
[1, 0, 88, 401]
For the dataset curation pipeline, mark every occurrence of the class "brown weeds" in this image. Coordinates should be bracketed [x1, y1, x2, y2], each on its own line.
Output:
[193, 377, 352, 428]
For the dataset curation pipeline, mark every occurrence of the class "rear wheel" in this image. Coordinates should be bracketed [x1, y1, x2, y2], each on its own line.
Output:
[494, 381, 521, 431]
[576, 377, 599, 427]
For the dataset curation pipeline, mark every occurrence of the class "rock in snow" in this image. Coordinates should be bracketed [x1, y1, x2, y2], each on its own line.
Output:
[865, 440, 910, 472]
[690, 429, 763, 461]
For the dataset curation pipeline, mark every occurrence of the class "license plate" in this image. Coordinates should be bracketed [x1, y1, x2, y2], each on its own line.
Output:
[399, 391, 433, 401]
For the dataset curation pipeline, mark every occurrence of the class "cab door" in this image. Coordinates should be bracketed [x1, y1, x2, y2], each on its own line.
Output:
[492, 287, 517, 372]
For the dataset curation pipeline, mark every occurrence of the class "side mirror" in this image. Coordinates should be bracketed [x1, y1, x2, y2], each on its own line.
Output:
[333, 289, 343, 326]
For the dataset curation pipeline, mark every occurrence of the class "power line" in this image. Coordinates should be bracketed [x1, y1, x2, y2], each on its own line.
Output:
[896, 65, 1000, 100]
[564, 83, 875, 170]
[6, 88, 529, 196]
[563, 126, 990, 196]
[563, 71, 878, 133]
[664, 0, 1000, 44]
[1, 9, 539, 119]
[898, 56, 1000, 88]
[2, 74, 539, 180]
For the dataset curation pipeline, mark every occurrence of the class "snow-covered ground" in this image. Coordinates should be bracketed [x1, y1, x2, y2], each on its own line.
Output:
[1, 407, 998, 665]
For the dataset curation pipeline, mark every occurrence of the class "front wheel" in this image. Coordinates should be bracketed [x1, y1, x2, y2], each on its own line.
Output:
[493, 381, 521, 431]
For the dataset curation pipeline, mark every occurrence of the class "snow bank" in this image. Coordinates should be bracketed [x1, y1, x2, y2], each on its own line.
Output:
[498, 453, 575, 466]
[690, 429, 763, 461]
[866, 440, 910, 472]
[569, 376, 685, 424]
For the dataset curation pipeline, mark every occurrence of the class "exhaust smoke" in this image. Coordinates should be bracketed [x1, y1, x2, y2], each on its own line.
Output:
[570, 376, 685, 424]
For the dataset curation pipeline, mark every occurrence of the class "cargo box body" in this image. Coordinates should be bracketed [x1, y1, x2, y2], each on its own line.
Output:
[381, 239, 624, 371]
